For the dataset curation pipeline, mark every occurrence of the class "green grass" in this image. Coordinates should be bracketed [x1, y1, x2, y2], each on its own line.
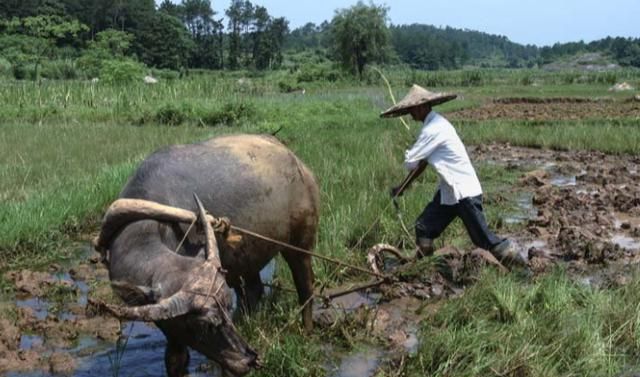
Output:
[0, 121, 214, 267]
[1, 70, 640, 376]
[458, 119, 640, 155]
[378, 67, 640, 89]
[400, 270, 640, 377]
[0, 122, 214, 201]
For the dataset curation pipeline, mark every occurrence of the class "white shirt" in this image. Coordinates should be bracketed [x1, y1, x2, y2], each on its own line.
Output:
[404, 111, 482, 205]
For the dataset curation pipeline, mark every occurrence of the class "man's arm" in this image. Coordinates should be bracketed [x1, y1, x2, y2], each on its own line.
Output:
[391, 160, 428, 198]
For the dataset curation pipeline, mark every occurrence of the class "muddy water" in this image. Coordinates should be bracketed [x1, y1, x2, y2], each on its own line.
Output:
[1, 251, 276, 377]
[8, 322, 212, 377]
[316, 251, 432, 377]
[332, 348, 381, 377]
[504, 167, 577, 225]
[611, 234, 640, 251]
[505, 192, 536, 224]
[318, 291, 423, 377]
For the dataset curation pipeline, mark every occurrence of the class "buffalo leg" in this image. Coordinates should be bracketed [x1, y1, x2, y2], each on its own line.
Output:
[164, 338, 190, 377]
[235, 273, 264, 314]
[281, 250, 314, 332]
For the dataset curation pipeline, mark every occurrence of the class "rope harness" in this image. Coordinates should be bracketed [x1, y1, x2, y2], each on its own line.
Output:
[95, 199, 412, 303]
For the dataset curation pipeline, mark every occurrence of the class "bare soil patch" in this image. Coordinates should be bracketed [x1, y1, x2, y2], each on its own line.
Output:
[448, 98, 640, 121]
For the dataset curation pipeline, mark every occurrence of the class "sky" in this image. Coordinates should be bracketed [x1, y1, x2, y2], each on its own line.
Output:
[200, 0, 639, 46]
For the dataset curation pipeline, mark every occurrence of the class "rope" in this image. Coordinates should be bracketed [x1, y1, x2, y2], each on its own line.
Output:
[390, 165, 424, 250]
[325, 279, 386, 300]
[347, 199, 395, 254]
[174, 216, 197, 254]
[229, 224, 385, 279]
[373, 66, 422, 249]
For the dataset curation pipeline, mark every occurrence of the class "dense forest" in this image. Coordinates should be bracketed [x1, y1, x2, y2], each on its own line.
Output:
[0, 0, 638, 81]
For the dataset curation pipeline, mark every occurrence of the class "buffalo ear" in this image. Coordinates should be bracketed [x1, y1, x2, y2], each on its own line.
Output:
[111, 280, 160, 305]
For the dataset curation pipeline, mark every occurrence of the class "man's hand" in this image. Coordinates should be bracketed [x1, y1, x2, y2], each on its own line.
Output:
[390, 185, 404, 198]
[390, 160, 428, 199]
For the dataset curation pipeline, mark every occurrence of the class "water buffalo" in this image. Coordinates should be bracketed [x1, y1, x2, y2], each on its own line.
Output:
[94, 134, 320, 376]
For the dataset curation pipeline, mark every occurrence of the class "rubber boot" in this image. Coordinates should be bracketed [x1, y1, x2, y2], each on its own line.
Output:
[415, 238, 435, 259]
[490, 239, 527, 266]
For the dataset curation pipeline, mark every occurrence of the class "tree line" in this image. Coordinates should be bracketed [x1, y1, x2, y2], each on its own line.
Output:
[0, 0, 638, 81]
[0, 0, 289, 76]
[285, 16, 639, 71]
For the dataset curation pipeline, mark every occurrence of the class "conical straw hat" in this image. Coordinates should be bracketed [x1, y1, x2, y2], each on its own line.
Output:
[380, 84, 457, 118]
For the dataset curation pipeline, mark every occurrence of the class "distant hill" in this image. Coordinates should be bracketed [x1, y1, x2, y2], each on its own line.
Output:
[286, 22, 640, 70]
[389, 24, 538, 69]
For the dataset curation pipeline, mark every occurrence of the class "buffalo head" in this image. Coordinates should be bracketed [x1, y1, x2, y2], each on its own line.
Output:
[96, 195, 260, 376]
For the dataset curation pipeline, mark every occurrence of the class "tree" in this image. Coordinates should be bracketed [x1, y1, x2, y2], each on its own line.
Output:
[287, 22, 324, 51]
[267, 17, 289, 68]
[181, 0, 223, 69]
[328, 1, 391, 78]
[0, 0, 63, 19]
[225, 0, 243, 69]
[133, 12, 193, 70]
[77, 29, 135, 78]
[182, 0, 212, 37]
[226, 0, 256, 69]
[1, 15, 88, 78]
[91, 29, 133, 57]
[158, 0, 183, 19]
[59, 0, 154, 38]
[239, 0, 254, 66]
[250, 5, 273, 69]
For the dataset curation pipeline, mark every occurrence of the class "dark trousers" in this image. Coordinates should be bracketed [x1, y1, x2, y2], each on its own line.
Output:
[415, 190, 503, 250]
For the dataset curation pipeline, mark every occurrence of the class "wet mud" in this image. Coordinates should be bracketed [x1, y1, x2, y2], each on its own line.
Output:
[0, 246, 249, 377]
[471, 143, 640, 282]
[315, 144, 640, 375]
[0, 247, 124, 376]
[314, 245, 511, 375]
[448, 97, 640, 121]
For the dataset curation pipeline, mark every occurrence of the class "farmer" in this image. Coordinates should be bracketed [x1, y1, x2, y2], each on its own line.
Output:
[381, 84, 525, 265]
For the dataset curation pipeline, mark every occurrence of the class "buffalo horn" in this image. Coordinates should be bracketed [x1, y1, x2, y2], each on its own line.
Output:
[193, 193, 220, 265]
[100, 291, 194, 321]
[95, 199, 219, 252]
